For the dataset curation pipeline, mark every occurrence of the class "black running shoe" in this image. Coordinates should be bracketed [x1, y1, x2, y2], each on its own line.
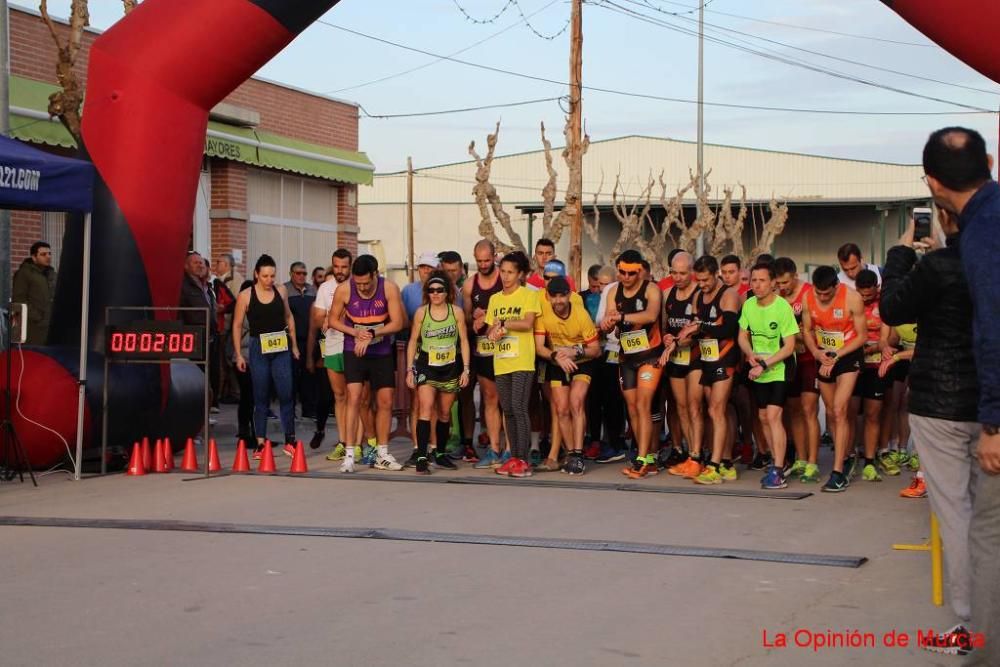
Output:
[415, 457, 430, 475]
[660, 447, 687, 470]
[309, 431, 325, 450]
[561, 454, 586, 476]
[435, 452, 458, 470]
[750, 452, 769, 470]
[404, 450, 420, 469]
[922, 624, 975, 656]
[822, 470, 850, 493]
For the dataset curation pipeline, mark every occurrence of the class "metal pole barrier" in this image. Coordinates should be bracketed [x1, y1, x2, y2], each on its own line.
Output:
[930, 512, 943, 607]
[73, 213, 92, 480]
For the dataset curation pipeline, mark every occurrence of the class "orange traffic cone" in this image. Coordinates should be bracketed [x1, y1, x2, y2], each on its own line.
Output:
[258, 440, 277, 473]
[232, 439, 250, 472]
[180, 437, 199, 472]
[162, 437, 175, 472]
[153, 438, 166, 473]
[289, 440, 308, 474]
[126, 442, 145, 476]
[141, 436, 152, 471]
[207, 438, 222, 472]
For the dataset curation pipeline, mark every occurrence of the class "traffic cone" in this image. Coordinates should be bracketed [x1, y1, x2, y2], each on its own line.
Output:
[289, 440, 308, 474]
[207, 438, 222, 472]
[153, 438, 166, 473]
[232, 439, 250, 472]
[180, 437, 199, 472]
[141, 436, 152, 471]
[126, 442, 145, 476]
[162, 437, 175, 471]
[257, 440, 277, 473]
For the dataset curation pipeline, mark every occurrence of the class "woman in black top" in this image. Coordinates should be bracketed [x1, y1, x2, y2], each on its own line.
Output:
[232, 254, 300, 458]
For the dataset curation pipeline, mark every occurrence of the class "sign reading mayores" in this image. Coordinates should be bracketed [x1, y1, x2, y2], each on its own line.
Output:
[0, 164, 41, 192]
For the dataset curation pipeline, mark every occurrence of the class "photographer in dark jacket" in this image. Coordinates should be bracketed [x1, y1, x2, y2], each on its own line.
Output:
[881, 209, 978, 639]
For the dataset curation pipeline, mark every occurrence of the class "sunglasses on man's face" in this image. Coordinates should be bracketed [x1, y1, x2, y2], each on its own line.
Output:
[618, 270, 639, 277]
[427, 288, 447, 295]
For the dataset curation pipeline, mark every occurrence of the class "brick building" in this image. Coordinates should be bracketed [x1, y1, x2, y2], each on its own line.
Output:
[7, 4, 372, 280]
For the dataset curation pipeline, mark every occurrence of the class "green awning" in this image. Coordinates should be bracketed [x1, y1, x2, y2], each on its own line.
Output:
[10, 75, 374, 185]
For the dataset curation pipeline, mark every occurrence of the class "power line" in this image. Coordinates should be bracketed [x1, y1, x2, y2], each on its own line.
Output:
[453, 0, 570, 39]
[592, 0, 991, 111]
[358, 96, 563, 119]
[451, 0, 516, 24]
[646, 0, 936, 47]
[625, 0, 999, 97]
[320, 21, 995, 117]
[326, 0, 562, 94]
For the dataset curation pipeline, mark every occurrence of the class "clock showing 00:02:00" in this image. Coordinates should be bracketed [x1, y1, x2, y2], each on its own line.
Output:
[105, 322, 206, 361]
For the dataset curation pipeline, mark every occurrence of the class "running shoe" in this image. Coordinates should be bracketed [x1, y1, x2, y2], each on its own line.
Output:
[822, 471, 849, 493]
[821, 431, 833, 445]
[434, 452, 458, 470]
[533, 459, 561, 473]
[890, 450, 909, 468]
[659, 447, 687, 470]
[529, 449, 542, 467]
[694, 465, 723, 485]
[508, 458, 533, 478]
[761, 465, 788, 490]
[415, 457, 430, 475]
[622, 458, 644, 477]
[326, 442, 346, 462]
[781, 459, 793, 476]
[562, 455, 586, 476]
[373, 452, 403, 471]
[719, 463, 738, 482]
[595, 444, 626, 464]
[474, 449, 501, 469]
[800, 463, 820, 483]
[361, 445, 378, 466]
[495, 457, 517, 477]
[477, 432, 490, 447]
[309, 431, 324, 450]
[878, 452, 901, 476]
[786, 459, 808, 478]
[461, 445, 480, 463]
[900, 476, 927, 499]
[282, 443, 296, 458]
[625, 462, 657, 479]
[252, 445, 263, 461]
[339, 457, 355, 474]
[844, 455, 859, 479]
[922, 624, 974, 657]
[353, 447, 361, 463]
[668, 458, 702, 479]
[583, 441, 601, 460]
[861, 463, 882, 482]
[404, 450, 420, 468]
[907, 453, 921, 471]
[749, 451, 771, 471]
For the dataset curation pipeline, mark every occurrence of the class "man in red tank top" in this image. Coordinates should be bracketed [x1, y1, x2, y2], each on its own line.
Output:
[801, 265, 866, 493]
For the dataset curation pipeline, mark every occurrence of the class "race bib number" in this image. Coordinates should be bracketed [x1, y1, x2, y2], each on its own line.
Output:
[670, 346, 691, 366]
[817, 329, 845, 351]
[319, 339, 327, 357]
[429, 345, 456, 367]
[475, 336, 496, 357]
[355, 325, 383, 345]
[607, 349, 620, 365]
[699, 338, 720, 363]
[260, 331, 288, 354]
[620, 329, 650, 354]
[496, 336, 519, 359]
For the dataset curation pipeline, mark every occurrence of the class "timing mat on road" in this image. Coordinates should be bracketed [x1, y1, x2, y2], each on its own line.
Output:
[180, 470, 813, 500]
[0, 515, 865, 568]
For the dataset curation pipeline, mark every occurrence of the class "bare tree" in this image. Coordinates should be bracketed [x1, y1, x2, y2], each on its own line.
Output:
[39, 0, 89, 144]
[122, 0, 139, 14]
[469, 122, 525, 255]
[749, 196, 790, 261]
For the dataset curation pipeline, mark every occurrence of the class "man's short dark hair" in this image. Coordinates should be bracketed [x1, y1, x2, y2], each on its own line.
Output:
[720, 254, 741, 269]
[639, 259, 651, 273]
[616, 249, 644, 266]
[289, 261, 306, 273]
[855, 269, 878, 290]
[693, 255, 719, 275]
[755, 253, 775, 266]
[751, 262, 775, 280]
[587, 264, 602, 280]
[535, 238, 555, 250]
[812, 265, 839, 290]
[773, 257, 797, 277]
[923, 127, 992, 192]
[438, 250, 463, 265]
[332, 248, 353, 263]
[30, 241, 50, 257]
[837, 243, 862, 263]
[352, 254, 379, 276]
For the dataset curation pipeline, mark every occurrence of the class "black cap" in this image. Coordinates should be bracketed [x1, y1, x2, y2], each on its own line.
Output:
[546, 276, 571, 295]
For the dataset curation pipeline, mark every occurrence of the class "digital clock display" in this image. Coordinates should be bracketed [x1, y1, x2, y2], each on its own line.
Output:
[106, 321, 206, 361]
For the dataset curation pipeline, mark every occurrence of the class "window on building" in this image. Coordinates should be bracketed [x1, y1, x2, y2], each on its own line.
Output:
[247, 169, 338, 276]
[41, 211, 66, 271]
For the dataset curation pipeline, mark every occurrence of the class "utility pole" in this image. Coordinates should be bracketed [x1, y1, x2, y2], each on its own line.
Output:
[0, 0, 10, 307]
[567, 0, 584, 286]
[406, 156, 415, 282]
[695, 0, 705, 258]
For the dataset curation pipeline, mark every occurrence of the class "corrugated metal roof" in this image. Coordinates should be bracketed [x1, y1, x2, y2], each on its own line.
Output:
[361, 135, 925, 207]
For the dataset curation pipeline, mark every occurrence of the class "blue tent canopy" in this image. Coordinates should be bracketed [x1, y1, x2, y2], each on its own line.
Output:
[0, 135, 94, 212]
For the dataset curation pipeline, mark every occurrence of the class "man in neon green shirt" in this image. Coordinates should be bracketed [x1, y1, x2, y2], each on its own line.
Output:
[738, 262, 800, 490]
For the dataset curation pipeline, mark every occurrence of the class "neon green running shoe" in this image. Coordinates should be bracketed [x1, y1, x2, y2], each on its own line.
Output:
[787, 459, 808, 478]
[891, 450, 910, 468]
[862, 463, 883, 482]
[694, 466, 723, 485]
[907, 453, 920, 471]
[719, 464, 738, 481]
[326, 442, 346, 462]
[878, 452, 901, 476]
[800, 462, 820, 483]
